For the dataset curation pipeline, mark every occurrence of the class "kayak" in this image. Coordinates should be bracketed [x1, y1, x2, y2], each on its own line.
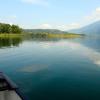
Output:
[0, 72, 27, 100]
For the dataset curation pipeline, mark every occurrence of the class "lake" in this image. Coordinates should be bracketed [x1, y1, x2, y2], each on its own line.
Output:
[0, 36, 100, 100]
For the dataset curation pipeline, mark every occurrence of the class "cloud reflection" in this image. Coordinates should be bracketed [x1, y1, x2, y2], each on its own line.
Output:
[40, 40, 100, 66]
[20, 64, 48, 73]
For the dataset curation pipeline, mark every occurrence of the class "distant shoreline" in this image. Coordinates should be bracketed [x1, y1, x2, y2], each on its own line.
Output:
[0, 33, 84, 39]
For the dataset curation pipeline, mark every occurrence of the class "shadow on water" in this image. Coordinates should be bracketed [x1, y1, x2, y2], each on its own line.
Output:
[0, 37, 22, 48]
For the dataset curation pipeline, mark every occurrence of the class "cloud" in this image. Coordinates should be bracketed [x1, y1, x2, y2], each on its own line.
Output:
[65, 23, 80, 29]
[84, 7, 100, 23]
[64, 7, 100, 30]
[56, 23, 80, 30]
[58, 7, 100, 30]
[95, 7, 100, 14]
[0, 15, 17, 25]
[34, 23, 52, 29]
[40, 24, 52, 29]
[21, 0, 48, 6]
[32, 23, 81, 31]
[1, 7, 100, 31]
[21, 7, 100, 30]
[32, 23, 80, 30]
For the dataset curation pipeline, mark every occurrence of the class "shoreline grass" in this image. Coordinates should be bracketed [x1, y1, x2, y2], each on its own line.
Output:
[0, 33, 84, 39]
[0, 34, 23, 38]
[47, 33, 83, 38]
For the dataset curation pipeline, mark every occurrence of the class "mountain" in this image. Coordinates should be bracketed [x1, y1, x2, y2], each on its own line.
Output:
[69, 21, 100, 35]
[23, 29, 68, 34]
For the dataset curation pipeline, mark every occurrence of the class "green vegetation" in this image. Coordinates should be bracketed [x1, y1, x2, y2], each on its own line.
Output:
[0, 23, 22, 34]
[0, 32, 83, 39]
[23, 29, 67, 34]
[24, 29, 84, 39]
[0, 22, 84, 39]
[0, 34, 23, 38]
[47, 33, 83, 38]
[29, 32, 84, 39]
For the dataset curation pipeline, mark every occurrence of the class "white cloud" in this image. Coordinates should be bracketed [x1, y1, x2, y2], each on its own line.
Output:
[1, 7, 100, 31]
[34, 23, 52, 29]
[0, 15, 17, 25]
[56, 7, 100, 30]
[31, 23, 80, 30]
[58, 23, 80, 30]
[22, 0, 48, 6]
[84, 7, 100, 23]
[40, 24, 52, 29]
[64, 7, 100, 30]
[67, 23, 80, 29]
[95, 7, 100, 13]
[20, 7, 100, 30]
[31, 23, 81, 31]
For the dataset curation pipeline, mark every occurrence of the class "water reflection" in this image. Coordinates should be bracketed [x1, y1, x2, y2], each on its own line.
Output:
[20, 64, 48, 73]
[39, 40, 100, 66]
[79, 37, 100, 52]
[0, 37, 22, 48]
[0, 37, 100, 100]
[0, 37, 100, 66]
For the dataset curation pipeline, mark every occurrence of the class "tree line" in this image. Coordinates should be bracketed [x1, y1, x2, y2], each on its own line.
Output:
[0, 23, 22, 34]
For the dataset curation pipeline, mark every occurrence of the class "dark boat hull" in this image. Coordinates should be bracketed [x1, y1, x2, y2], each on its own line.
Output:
[0, 72, 27, 100]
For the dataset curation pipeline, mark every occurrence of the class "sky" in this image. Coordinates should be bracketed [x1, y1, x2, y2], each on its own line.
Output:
[0, 0, 100, 30]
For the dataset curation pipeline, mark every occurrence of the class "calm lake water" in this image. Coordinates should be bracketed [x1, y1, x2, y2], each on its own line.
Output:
[0, 37, 100, 100]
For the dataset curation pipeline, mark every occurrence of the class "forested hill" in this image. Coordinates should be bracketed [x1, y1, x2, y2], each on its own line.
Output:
[23, 29, 68, 34]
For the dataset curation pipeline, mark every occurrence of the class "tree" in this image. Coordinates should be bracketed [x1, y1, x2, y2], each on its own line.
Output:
[11, 25, 22, 33]
[0, 23, 22, 34]
[0, 23, 11, 33]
